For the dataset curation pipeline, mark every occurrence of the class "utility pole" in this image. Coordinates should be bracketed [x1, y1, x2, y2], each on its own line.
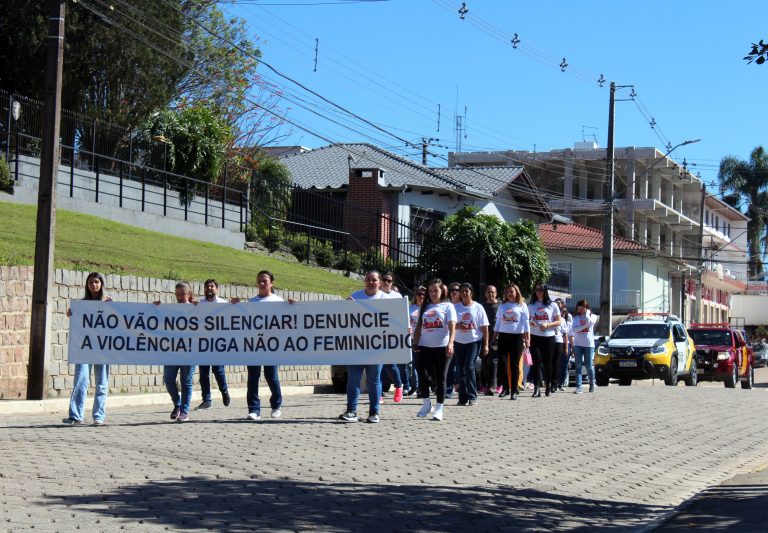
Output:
[599, 82, 616, 336]
[694, 182, 707, 323]
[422, 137, 437, 166]
[27, 0, 65, 400]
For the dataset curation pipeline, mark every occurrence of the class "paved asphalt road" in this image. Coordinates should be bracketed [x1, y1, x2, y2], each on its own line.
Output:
[2, 368, 768, 531]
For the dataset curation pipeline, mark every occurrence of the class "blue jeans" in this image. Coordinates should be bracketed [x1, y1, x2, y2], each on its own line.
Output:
[573, 345, 595, 387]
[68, 363, 109, 422]
[445, 355, 458, 396]
[557, 343, 570, 387]
[381, 363, 403, 390]
[247, 366, 282, 415]
[164, 365, 195, 413]
[346, 364, 383, 415]
[455, 340, 482, 403]
[199, 365, 229, 402]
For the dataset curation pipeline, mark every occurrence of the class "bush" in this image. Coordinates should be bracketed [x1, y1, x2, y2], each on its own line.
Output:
[360, 247, 400, 275]
[334, 251, 363, 273]
[286, 232, 310, 262]
[313, 239, 336, 268]
[0, 156, 13, 194]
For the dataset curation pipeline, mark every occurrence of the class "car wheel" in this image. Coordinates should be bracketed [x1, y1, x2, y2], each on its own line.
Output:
[724, 363, 737, 388]
[664, 356, 679, 386]
[596, 375, 610, 387]
[741, 365, 754, 390]
[684, 359, 697, 387]
[618, 377, 632, 386]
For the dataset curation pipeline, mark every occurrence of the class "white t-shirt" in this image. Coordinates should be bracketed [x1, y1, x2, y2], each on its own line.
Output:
[249, 293, 284, 303]
[494, 302, 530, 335]
[572, 312, 598, 347]
[350, 289, 386, 300]
[200, 296, 227, 304]
[528, 301, 561, 338]
[454, 301, 489, 344]
[418, 302, 457, 348]
[555, 315, 572, 343]
[382, 290, 402, 299]
[408, 303, 421, 330]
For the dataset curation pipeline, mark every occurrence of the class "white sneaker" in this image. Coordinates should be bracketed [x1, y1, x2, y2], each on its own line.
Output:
[432, 405, 444, 421]
[417, 399, 432, 418]
[271, 408, 281, 419]
[247, 412, 260, 421]
[575, 387, 583, 394]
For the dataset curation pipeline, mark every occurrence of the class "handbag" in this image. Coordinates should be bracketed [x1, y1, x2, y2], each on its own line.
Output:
[523, 347, 533, 366]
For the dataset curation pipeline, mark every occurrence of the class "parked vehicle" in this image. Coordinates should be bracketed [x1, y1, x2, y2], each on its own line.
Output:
[753, 340, 768, 368]
[687, 324, 754, 389]
[594, 313, 697, 387]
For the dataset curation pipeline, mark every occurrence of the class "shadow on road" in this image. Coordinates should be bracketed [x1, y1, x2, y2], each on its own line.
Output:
[654, 483, 768, 532]
[44, 478, 671, 531]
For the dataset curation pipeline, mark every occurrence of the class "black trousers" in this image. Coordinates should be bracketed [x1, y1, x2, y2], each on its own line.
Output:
[416, 346, 452, 404]
[498, 332, 524, 392]
[529, 335, 556, 391]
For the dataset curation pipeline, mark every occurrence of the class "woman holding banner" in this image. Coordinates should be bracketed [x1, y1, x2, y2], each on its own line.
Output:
[62, 272, 112, 426]
[412, 278, 456, 421]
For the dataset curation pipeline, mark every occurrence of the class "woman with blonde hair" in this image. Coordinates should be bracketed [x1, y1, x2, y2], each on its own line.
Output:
[492, 283, 530, 401]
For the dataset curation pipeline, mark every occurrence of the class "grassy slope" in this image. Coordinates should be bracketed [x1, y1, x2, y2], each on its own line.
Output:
[0, 200, 359, 296]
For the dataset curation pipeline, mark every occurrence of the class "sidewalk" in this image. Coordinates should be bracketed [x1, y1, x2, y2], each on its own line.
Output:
[652, 464, 768, 532]
[0, 384, 330, 415]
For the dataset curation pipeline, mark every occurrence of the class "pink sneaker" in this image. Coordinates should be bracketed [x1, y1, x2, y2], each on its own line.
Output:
[495, 386, 503, 394]
[380, 396, 385, 404]
[393, 387, 403, 403]
[478, 386, 487, 394]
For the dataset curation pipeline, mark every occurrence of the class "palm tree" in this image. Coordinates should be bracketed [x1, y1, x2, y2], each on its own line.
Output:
[718, 146, 768, 277]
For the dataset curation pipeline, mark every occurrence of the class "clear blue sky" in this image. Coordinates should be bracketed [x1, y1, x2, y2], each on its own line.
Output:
[224, 0, 767, 187]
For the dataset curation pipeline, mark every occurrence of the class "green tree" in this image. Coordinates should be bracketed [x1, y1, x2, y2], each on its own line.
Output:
[138, 104, 230, 203]
[718, 146, 768, 276]
[745, 40, 768, 64]
[418, 206, 550, 293]
[1, 1, 185, 129]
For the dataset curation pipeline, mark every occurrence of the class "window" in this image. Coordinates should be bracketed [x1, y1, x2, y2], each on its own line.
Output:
[549, 262, 572, 291]
[705, 210, 709, 225]
[409, 206, 445, 244]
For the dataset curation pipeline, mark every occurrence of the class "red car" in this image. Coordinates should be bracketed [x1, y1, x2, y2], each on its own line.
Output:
[687, 324, 754, 389]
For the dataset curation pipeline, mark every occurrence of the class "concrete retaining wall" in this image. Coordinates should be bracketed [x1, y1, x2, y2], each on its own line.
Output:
[0, 267, 341, 399]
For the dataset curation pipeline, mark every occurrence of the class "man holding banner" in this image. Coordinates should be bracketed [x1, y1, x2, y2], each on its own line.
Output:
[245, 270, 284, 421]
[196, 279, 231, 411]
[339, 270, 386, 424]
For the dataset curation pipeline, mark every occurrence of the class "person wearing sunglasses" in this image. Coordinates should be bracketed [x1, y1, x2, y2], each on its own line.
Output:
[408, 287, 426, 397]
[453, 283, 489, 406]
[527, 282, 562, 397]
[444, 282, 462, 399]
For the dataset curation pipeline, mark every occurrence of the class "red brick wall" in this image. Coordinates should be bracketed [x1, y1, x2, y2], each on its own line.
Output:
[344, 168, 391, 256]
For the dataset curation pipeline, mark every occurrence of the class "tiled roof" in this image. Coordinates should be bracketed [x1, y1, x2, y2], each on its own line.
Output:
[279, 143, 472, 192]
[538, 223, 650, 251]
[427, 166, 525, 195]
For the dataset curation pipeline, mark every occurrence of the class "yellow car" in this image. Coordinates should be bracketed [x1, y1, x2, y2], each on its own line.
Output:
[594, 313, 697, 387]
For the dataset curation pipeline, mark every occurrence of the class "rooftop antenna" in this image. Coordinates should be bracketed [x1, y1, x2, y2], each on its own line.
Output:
[581, 125, 599, 144]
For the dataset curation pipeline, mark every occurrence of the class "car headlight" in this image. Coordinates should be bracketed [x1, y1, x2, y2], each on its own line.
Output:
[597, 345, 609, 356]
[651, 345, 666, 354]
[717, 351, 730, 361]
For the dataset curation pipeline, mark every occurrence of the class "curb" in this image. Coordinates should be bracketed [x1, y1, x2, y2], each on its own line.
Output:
[0, 384, 335, 415]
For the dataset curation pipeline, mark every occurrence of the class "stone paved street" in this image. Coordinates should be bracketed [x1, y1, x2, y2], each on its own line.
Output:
[2, 372, 768, 532]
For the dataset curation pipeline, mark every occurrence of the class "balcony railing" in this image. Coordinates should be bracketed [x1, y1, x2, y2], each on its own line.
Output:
[566, 290, 641, 311]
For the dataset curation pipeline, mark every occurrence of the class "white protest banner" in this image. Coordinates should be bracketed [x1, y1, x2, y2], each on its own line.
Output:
[68, 298, 412, 365]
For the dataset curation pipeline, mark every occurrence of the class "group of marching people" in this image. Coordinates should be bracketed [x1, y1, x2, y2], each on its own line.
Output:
[340, 271, 599, 423]
[63, 269, 598, 426]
